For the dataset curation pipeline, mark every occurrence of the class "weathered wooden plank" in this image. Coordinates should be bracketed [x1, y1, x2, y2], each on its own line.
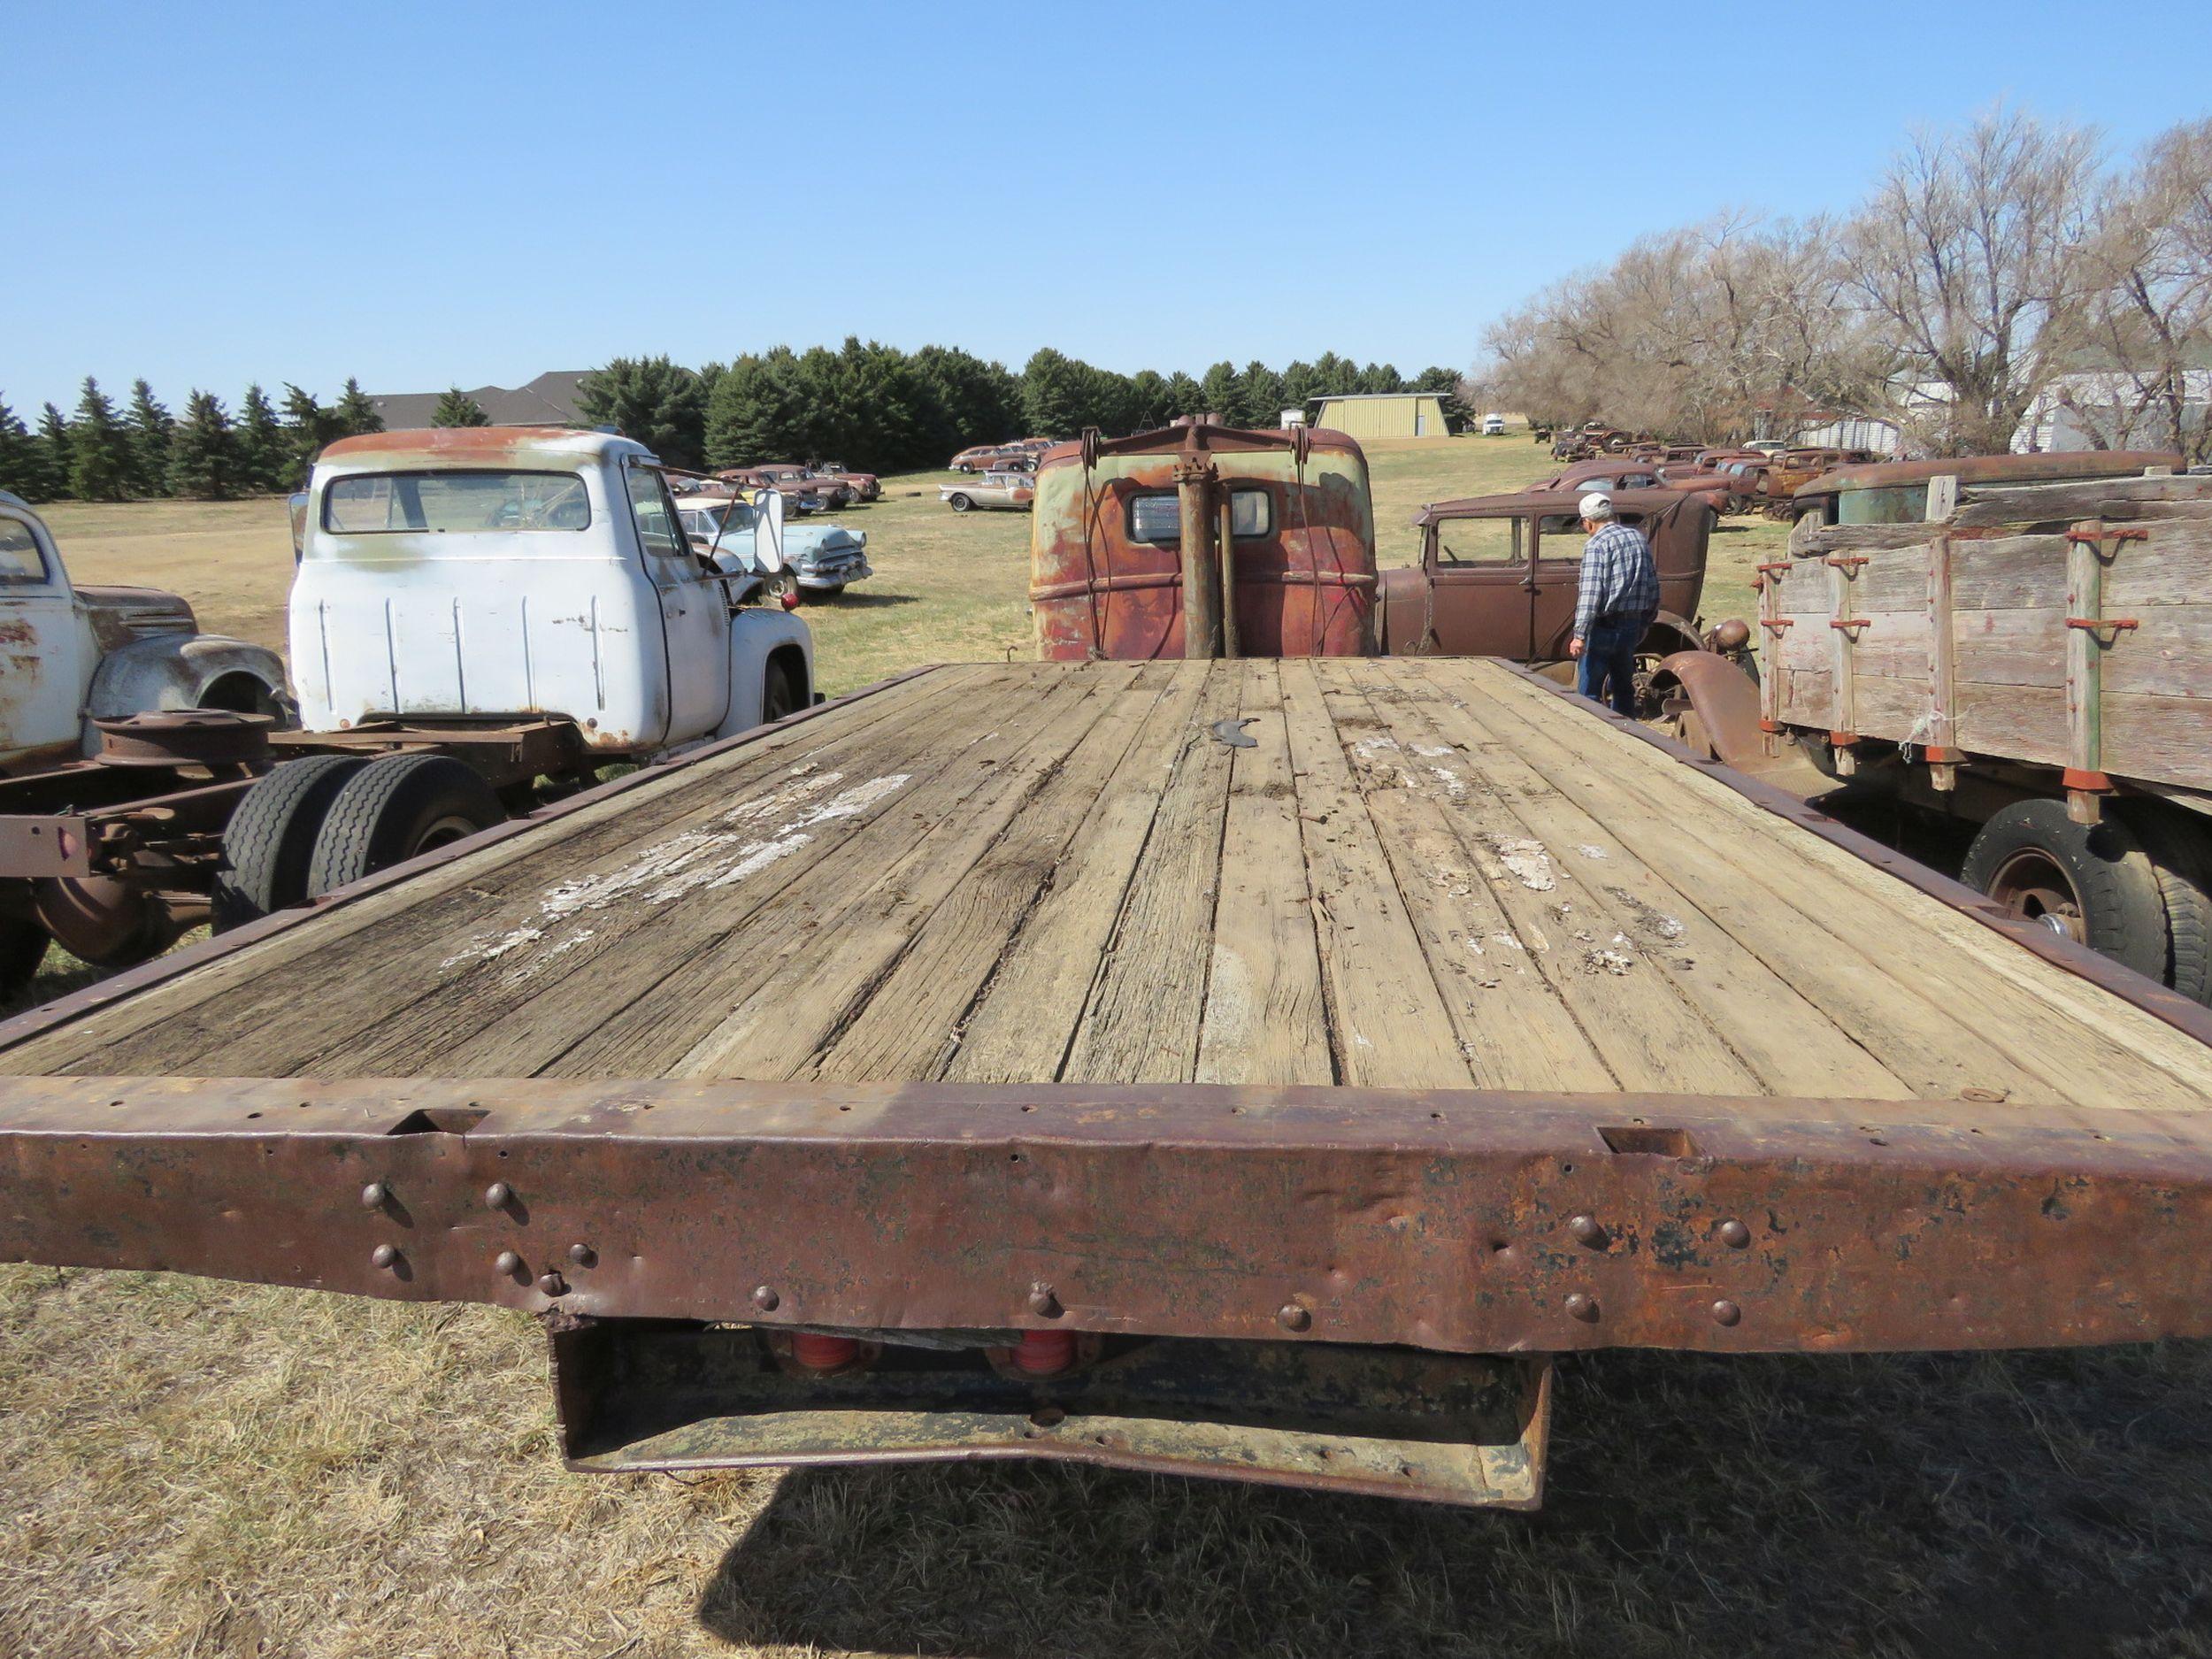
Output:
[2104, 608, 2212, 701]
[1469, 668, 2212, 1119]
[670, 662, 1159, 1082]
[1954, 476, 2194, 529]
[1794, 524, 1937, 555]
[2102, 518, 2212, 608]
[1951, 607, 2069, 690]
[1395, 660, 1915, 1099]
[11, 666, 1004, 1079]
[1193, 661, 1334, 1087]
[942, 666, 1216, 1084]
[1950, 535, 2070, 611]
[1311, 660, 1619, 1094]
[1850, 549, 1931, 613]
[808, 663, 1179, 1084]
[1277, 661, 1473, 1088]
[1056, 664, 1244, 1086]
[2101, 691, 2212, 787]
[1952, 683, 2069, 767]
[558, 664, 1145, 1082]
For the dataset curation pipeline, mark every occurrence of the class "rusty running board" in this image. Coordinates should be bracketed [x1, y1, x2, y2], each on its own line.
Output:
[3, 1076, 2210, 1356]
[552, 1322, 1552, 1509]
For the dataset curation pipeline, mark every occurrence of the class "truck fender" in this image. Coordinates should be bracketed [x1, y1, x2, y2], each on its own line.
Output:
[81, 635, 295, 753]
[1639, 610, 1705, 659]
[713, 608, 816, 738]
[1647, 648, 1763, 769]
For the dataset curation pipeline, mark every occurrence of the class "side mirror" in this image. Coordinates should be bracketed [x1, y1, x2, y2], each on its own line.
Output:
[752, 488, 786, 573]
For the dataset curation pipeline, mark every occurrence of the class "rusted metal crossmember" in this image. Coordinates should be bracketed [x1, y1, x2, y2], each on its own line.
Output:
[4, 1074, 2209, 1356]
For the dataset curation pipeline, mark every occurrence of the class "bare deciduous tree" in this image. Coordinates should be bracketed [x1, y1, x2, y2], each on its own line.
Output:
[1839, 106, 2101, 455]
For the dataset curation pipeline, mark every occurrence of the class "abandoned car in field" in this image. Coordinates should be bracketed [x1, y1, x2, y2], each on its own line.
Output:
[674, 493, 872, 600]
[941, 469, 1036, 513]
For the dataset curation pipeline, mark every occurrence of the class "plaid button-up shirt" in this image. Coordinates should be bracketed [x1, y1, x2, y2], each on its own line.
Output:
[1573, 520, 1661, 641]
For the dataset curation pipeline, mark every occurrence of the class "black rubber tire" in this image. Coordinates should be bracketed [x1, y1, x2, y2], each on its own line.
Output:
[949, 493, 972, 513]
[1961, 799, 2167, 982]
[0, 914, 49, 1002]
[213, 755, 370, 929]
[2120, 803, 2212, 1004]
[307, 754, 504, 900]
[761, 660, 803, 725]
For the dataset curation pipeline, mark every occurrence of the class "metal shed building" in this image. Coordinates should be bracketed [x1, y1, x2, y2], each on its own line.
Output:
[1310, 391, 1453, 440]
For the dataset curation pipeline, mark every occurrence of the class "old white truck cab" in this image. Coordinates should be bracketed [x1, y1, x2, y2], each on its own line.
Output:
[293, 427, 814, 752]
[0, 489, 288, 774]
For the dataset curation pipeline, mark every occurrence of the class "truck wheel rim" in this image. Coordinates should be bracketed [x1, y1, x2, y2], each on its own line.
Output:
[413, 815, 484, 855]
[1986, 849, 2085, 942]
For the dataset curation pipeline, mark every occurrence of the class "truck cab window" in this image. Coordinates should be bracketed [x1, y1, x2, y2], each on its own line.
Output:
[1127, 488, 1271, 545]
[624, 465, 689, 564]
[0, 517, 48, 584]
[1434, 518, 1522, 565]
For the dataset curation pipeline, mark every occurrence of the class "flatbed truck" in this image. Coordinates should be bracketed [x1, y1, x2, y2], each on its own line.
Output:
[4, 649, 2211, 1510]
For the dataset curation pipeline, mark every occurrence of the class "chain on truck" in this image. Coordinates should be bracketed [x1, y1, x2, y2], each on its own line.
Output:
[0, 427, 818, 999]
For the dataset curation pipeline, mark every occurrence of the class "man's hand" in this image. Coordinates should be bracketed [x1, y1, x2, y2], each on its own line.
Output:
[1568, 636, 1585, 659]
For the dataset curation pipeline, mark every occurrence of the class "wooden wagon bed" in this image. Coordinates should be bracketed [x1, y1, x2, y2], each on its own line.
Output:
[9, 657, 2211, 1114]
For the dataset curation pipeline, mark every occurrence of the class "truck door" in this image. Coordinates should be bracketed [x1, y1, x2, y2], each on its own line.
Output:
[622, 461, 731, 743]
[0, 506, 86, 768]
[1528, 511, 1594, 659]
[1423, 513, 1535, 657]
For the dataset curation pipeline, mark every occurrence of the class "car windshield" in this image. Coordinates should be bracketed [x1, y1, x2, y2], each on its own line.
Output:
[322, 471, 590, 534]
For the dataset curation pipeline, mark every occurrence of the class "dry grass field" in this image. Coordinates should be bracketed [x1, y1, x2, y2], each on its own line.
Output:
[6, 435, 2206, 1659]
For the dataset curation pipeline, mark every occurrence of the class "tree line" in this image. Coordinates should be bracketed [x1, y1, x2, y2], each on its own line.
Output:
[1476, 110, 2212, 463]
[0, 379, 506, 504]
[580, 344, 1468, 476]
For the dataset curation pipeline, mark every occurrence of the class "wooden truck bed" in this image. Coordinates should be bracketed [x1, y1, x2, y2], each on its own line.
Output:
[5, 658, 2212, 1507]
[10, 656, 2210, 1103]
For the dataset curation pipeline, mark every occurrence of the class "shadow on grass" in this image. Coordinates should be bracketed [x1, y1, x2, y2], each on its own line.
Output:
[810, 590, 923, 610]
[697, 1345, 2212, 1659]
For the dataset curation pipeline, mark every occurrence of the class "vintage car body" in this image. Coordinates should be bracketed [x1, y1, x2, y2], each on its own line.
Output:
[296, 428, 812, 752]
[1, 491, 288, 774]
[713, 467, 826, 514]
[1527, 457, 1666, 495]
[1029, 420, 1375, 661]
[810, 463, 879, 502]
[941, 470, 1035, 512]
[1652, 463, 1739, 514]
[949, 444, 1010, 472]
[752, 465, 853, 509]
[1373, 488, 1714, 664]
[1758, 448, 1878, 515]
[674, 495, 872, 596]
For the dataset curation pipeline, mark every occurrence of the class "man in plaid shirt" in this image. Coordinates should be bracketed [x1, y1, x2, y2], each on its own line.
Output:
[1567, 491, 1659, 716]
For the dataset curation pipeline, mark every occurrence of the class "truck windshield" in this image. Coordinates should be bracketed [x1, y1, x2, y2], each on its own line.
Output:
[323, 471, 591, 534]
[1128, 489, 1271, 544]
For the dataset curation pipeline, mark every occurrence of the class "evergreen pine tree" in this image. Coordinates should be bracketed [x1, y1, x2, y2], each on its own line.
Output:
[235, 384, 286, 493]
[1160, 372, 1204, 421]
[125, 379, 174, 497]
[705, 352, 807, 469]
[281, 385, 342, 484]
[1126, 370, 1170, 433]
[35, 404, 73, 501]
[1019, 348, 1093, 439]
[578, 357, 706, 468]
[334, 378, 385, 435]
[1279, 360, 1319, 411]
[167, 390, 242, 500]
[67, 377, 134, 501]
[1240, 361, 1286, 427]
[0, 397, 41, 499]
[1197, 361, 1243, 424]
[431, 388, 491, 427]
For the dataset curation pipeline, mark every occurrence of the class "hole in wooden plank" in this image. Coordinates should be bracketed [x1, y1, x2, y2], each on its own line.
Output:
[1598, 1125, 1698, 1157]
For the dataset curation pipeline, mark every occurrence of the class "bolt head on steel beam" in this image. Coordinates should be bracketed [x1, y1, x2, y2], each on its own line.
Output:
[483, 1181, 512, 1210]
[370, 1244, 399, 1271]
[1712, 1300, 1742, 1327]
[1567, 1214, 1604, 1247]
[1026, 1282, 1062, 1318]
[1277, 1302, 1312, 1333]
[359, 1181, 388, 1210]
[1564, 1293, 1599, 1324]
[495, 1250, 522, 1276]
[1718, 1219, 1752, 1249]
[751, 1285, 780, 1312]
[537, 1271, 566, 1297]
[567, 1243, 595, 1267]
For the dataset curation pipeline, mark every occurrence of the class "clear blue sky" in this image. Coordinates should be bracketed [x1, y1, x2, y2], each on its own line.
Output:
[4, 1, 2208, 414]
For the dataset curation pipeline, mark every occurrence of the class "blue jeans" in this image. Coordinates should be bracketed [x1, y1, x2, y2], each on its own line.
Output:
[1577, 614, 1648, 718]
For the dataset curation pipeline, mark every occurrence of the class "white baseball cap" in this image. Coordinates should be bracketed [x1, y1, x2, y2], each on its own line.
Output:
[1578, 490, 1615, 520]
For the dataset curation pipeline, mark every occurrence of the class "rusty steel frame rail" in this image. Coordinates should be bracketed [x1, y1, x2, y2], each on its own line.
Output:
[3, 1074, 2210, 1356]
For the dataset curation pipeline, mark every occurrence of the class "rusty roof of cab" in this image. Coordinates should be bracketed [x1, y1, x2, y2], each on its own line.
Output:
[1413, 486, 1698, 526]
[316, 426, 648, 470]
[1794, 449, 2185, 497]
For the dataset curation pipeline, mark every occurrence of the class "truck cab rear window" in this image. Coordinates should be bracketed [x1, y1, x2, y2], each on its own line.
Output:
[0, 517, 48, 583]
[323, 472, 591, 534]
[1128, 489, 1271, 545]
